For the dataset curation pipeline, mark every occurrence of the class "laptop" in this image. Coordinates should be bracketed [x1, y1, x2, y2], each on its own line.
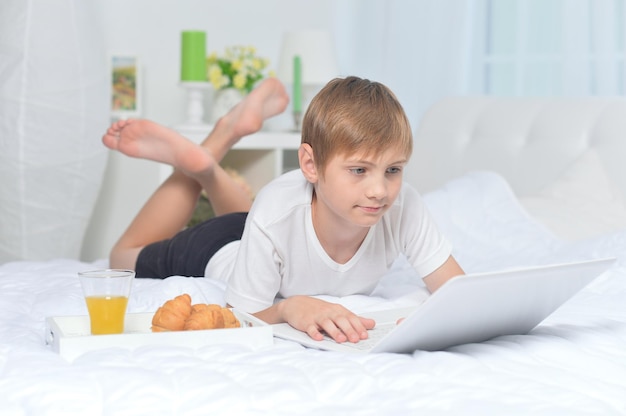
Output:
[271, 257, 615, 354]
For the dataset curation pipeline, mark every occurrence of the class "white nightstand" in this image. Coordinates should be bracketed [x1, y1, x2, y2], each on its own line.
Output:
[167, 124, 301, 194]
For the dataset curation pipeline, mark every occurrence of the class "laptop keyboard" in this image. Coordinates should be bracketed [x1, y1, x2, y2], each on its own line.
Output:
[323, 322, 397, 351]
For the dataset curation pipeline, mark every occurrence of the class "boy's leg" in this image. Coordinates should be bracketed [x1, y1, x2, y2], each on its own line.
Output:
[103, 78, 288, 270]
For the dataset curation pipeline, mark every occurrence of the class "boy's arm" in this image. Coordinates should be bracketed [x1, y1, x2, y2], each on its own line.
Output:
[249, 256, 462, 342]
[422, 255, 464, 293]
[252, 296, 375, 344]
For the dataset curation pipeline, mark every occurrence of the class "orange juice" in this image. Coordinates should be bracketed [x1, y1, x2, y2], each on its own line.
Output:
[85, 296, 128, 335]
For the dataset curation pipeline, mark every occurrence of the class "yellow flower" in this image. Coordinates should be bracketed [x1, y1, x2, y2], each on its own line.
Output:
[206, 45, 271, 94]
[232, 59, 243, 71]
[208, 65, 226, 89]
[252, 58, 263, 71]
[233, 73, 247, 90]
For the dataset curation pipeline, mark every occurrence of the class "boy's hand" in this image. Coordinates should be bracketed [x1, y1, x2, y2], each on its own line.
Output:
[278, 296, 376, 343]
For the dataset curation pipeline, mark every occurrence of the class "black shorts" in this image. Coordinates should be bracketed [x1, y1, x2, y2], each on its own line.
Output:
[135, 212, 247, 279]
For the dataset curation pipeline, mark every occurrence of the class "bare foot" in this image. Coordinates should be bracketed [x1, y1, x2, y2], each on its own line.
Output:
[102, 119, 215, 175]
[203, 77, 289, 158]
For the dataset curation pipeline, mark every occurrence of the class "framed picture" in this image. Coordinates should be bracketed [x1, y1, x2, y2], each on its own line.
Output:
[110, 55, 141, 119]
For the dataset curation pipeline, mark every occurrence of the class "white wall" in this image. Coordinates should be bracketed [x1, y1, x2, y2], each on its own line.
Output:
[81, 0, 341, 261]
[93, 0, 341, 128]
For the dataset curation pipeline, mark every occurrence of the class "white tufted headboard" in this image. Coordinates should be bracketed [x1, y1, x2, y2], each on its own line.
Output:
[408, 97, 626, 198]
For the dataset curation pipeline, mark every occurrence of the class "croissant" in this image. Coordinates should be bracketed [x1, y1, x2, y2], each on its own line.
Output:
[151, 294, 241, 332]
[183, 304, 241, 330]
[151, 293, 192, 332]
[220, 307, 241, 329]
[184, 304, 225, 330]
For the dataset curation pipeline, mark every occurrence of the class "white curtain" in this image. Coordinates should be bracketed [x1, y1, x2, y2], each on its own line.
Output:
[333, 0, 485, 130]
[330, 0, 626, 192]
[0, 0, 109, 262]
[333, 0, 626, 127]
[559, 0, 624, 95]
[483, 0, 626, 96]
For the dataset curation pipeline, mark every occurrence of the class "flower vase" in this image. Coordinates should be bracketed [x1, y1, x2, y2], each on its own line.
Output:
[211, 88, 244, 123]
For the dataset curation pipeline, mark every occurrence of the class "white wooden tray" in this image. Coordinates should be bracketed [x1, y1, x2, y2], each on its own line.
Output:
[46, 310, 272, 361]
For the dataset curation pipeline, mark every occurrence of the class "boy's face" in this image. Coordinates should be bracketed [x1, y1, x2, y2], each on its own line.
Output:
[312, 147, 408, 229]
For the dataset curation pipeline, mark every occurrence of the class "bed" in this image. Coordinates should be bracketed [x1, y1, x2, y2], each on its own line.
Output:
[2, 97, 626, 415]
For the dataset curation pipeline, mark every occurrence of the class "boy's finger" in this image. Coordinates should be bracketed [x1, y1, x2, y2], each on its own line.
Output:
[358, 316, 376, 330]
[305, 324, 325, 341]
[348, 315, 374, 341]
[320, 319, 348, 343]
[334, 316, 364, 343]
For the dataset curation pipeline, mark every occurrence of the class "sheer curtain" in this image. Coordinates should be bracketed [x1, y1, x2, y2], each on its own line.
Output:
[483, 0, 626, 96]
[332, 0, 626, 129]
[0, 1, 108, 262]
[330, 0, 626, 192]
[333, 0, 485, 130]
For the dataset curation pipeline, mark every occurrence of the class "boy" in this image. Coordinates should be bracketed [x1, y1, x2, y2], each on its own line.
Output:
[103, 76, 464, 344]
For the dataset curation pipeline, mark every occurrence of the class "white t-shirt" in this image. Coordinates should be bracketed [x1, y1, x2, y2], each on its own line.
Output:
[217, 169, 452, 314]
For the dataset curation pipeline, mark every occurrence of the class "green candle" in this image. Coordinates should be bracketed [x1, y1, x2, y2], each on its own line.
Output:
[293, 55, 302, 113]
[181, 31, 207, 82]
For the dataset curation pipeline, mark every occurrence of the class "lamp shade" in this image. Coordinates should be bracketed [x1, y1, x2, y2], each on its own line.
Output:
[277, 31, 339, 85]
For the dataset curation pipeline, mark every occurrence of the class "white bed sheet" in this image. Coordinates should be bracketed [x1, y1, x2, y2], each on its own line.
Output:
[1, 172, 625, 415]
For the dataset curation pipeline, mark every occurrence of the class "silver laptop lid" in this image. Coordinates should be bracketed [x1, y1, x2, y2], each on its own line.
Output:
[371, 257, 615, 353]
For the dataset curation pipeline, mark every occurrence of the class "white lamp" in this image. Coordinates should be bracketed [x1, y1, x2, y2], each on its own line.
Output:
[277, 31, 339, 130]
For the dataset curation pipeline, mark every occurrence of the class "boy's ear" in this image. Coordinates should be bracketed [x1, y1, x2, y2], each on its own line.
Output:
[298, 143, 318, 183]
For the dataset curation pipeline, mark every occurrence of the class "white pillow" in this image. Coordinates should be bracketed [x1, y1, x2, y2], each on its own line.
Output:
[520, 150, 626, 241]
[423, 171, 560, 272]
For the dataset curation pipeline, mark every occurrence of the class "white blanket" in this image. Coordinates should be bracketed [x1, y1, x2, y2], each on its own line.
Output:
[1, 172, 625, 415]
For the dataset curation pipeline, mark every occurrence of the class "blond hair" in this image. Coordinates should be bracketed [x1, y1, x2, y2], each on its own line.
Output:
[301, 76, 413, 174]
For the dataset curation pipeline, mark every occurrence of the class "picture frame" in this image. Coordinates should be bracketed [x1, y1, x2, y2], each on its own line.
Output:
[110, 55, 141, 119]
